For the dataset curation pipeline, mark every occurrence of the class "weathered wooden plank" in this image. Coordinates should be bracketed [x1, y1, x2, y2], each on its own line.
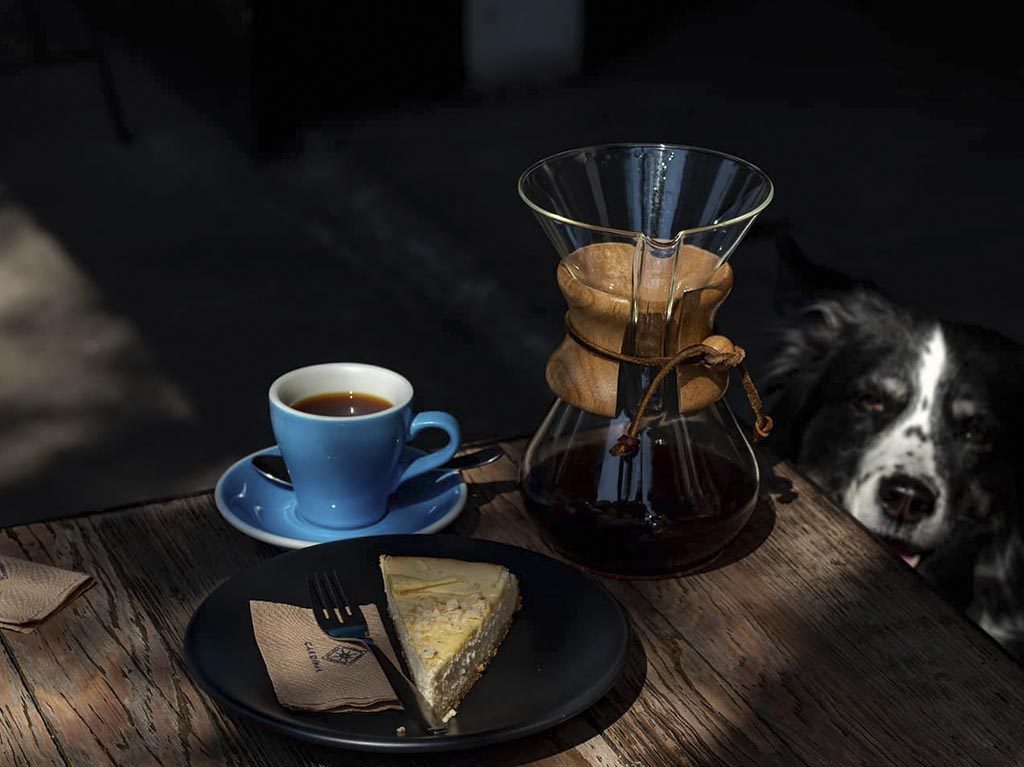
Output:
[0, 635, 66, 767]
[2, 440, 1024, 767]
[0, 519, 246, 766]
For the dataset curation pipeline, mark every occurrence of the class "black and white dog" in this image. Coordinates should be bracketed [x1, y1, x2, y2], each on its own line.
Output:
[765, 230, 1024, 658]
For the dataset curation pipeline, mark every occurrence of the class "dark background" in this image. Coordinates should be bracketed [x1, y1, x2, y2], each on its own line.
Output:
[1, 0, 1022, 524]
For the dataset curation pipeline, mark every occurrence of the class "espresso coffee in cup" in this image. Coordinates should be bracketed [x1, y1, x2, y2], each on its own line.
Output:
[292, 392, 393, 417]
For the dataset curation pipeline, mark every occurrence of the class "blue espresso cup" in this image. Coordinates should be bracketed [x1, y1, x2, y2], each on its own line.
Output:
[269, 363, 461, 529]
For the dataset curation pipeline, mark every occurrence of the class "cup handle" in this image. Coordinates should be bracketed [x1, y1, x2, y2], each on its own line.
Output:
[392, 411, 461, 491]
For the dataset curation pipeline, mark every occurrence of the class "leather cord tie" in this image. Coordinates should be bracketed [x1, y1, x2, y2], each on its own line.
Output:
[564, 313, 774, 457]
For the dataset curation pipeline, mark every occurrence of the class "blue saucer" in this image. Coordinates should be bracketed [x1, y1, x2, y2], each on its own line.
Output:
[214, 446, 467, 549]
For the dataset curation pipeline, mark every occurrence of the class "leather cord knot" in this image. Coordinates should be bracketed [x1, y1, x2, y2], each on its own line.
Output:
[564, 313, 774, 457]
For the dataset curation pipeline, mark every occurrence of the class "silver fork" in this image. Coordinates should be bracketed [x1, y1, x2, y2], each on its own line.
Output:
[306, 570, 448, 735]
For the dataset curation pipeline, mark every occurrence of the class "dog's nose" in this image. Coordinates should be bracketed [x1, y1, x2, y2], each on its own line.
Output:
[877, 475, 936, 524]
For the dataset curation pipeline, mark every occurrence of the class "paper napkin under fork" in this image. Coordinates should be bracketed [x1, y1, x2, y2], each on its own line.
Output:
[0, 554, 93, 633]
[250, 600, 402, 713]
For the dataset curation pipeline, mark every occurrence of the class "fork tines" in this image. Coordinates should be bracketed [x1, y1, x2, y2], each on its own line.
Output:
[307, 571, 366, 636]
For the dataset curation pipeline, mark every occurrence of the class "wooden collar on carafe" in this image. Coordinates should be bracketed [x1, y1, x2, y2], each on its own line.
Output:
[563, 313, 774, 456]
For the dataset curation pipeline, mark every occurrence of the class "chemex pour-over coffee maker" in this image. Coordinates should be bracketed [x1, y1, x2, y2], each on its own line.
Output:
[517, 144, 774, 577]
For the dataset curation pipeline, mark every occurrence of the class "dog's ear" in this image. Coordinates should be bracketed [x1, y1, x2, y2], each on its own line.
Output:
[755, 222, 906, 455]
[746, 219, 860, 315]
[771, 226, 860, 316]
[764, 286, 905, 457]
[766, 288, 902, 388]
[762, 223, 898, 386]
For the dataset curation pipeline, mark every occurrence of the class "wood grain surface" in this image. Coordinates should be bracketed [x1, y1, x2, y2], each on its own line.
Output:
[2, 440, 1024, 767]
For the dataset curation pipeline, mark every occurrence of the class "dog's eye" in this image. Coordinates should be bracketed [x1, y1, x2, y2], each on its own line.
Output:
[961, 423, 991, 448]
[857, 393, 886, 413]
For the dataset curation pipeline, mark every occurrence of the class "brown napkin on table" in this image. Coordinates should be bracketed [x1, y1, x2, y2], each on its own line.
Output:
[0, 555, 93, 633]
[250, 600, 402, 713]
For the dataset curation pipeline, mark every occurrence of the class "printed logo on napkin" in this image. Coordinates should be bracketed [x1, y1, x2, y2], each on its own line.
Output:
[300, 640, 367, 671]
[324, 644, 367, 666]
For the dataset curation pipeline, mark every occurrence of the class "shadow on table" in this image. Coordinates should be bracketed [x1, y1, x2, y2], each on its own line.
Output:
[451, 479, 520, 536]
[689, 495, 777, 577]
[682, 450, 802, 576]
[681, 451, 796, 576]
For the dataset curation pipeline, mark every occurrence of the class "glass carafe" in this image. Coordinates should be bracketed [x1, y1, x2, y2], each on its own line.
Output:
[517, 144, 774, 577]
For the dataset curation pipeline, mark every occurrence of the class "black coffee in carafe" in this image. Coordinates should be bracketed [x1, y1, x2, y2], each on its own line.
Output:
[521, 438, 757, 577]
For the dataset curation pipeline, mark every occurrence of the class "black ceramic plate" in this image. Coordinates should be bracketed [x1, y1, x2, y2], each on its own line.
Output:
[183, 534, 631, 753]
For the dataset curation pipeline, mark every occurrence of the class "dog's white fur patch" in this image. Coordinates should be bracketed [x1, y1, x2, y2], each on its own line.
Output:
[842, 325, 950, 551]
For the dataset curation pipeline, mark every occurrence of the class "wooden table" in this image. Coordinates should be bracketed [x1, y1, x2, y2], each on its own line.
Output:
[3, 440, 1024, 767]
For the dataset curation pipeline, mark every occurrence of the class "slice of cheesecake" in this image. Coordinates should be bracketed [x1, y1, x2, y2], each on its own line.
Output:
[379, 555, 519, 722]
